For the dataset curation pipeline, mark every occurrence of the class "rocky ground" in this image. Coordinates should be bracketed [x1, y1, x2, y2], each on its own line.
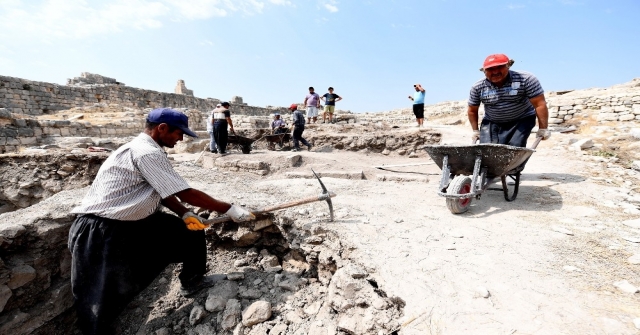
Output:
[98, 117, 640, 334]
[2, 101, 640, 334]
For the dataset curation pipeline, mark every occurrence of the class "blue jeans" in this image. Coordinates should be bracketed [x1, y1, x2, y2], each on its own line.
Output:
[479, 114, 536, 147]
[208, 131, 217, 152]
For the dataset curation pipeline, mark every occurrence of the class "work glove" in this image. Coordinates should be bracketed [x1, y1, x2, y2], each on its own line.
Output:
[182, 211, 208, 231]
[471, 130, 480, 143]
[536, 128, 551, 140]
[225, 205, 255, 222]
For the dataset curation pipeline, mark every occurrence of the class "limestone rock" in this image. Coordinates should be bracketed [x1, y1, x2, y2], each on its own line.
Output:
[242, 300, 272, 327]
[628, 254, 640, 265]
[282, 250, 310, 275]
[227, 272, 245, 281]
[189, 305, 206, 325]
[221, 299, 242, 330]
[208, 280, 239, 300]
[0, 284, 12, 313]
[192, 324, 216, 335]
[205, 295, 228, 312]
[613, 280, 639, 294]
[570, 138, 594, 150]
[7, 264, 36, 289]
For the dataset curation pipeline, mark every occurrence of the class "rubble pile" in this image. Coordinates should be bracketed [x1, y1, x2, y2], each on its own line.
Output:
[0, 187, 404, 335]
[0, 152, 108, 212]
[112, 214, 404, 335]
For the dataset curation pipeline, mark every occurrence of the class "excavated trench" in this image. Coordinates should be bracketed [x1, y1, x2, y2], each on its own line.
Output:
[108, 214, 405, 334]
[0, 185, 404, 335]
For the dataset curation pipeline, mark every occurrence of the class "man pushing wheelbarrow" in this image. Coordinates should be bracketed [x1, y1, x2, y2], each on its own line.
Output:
[425, 54, 552, 214]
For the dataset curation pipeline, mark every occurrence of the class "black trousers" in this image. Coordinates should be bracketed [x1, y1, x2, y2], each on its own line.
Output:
[68, 212, 206, 335]
[213, 122, 228, 153]
[292, 125, 310, 149]
[479, 114, 536, 148]
[412, 103, 425, 119]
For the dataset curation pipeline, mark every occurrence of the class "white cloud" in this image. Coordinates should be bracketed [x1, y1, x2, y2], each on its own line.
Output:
[0, 0, 285, 40]
[269, 0, 292, 5]
[322, 0, 338, 13]
[507, 4, 525, 10]
[199, 40, 214, 46]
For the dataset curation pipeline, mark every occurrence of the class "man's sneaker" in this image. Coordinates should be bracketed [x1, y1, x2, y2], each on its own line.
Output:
[210, 150, 218, 153]
[219, 152, 228, 156]
[292, 148, 300, 152]
[307, 144, 313, 151]
[180, 274, 227, 297]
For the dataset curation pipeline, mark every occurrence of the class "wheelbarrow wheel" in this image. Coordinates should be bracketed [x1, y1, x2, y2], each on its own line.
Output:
[446, 176, 473, 214]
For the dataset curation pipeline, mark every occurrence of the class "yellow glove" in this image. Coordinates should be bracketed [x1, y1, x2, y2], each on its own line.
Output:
[182, 211, 207, 231]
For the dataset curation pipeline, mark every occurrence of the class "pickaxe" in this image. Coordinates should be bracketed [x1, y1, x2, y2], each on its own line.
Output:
[203, 169, 336, 225]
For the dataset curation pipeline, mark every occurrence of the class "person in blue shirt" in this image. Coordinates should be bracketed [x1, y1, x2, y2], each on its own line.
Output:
[408, 83, 426, 127]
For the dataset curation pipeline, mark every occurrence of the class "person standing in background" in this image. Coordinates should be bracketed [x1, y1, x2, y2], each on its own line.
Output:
[408, 83, 426, 127]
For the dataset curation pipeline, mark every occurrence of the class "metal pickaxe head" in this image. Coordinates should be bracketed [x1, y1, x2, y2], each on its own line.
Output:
[311, 168, 334, 221]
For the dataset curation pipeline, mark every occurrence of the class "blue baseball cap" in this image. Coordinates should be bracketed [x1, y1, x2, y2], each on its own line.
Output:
[147, 108, 198, 138]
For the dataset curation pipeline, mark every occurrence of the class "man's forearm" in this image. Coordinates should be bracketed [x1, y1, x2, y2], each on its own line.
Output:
[174, 188, 232, 213]
[467, 106, 479, 130]
[536, 105, 549, 129]
[161, 195, 189, 217]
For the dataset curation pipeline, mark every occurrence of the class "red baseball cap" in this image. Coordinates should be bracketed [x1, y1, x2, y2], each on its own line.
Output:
[289, 103, 298, 110]
[483, 54, 510, 69]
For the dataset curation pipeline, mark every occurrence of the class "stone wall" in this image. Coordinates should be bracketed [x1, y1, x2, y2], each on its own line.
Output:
[0, 74, 287, 117]
[0, 188, 85, 334]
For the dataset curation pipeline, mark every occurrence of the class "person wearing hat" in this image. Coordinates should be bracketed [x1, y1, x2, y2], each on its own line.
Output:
[289, 103, 312, 152]
[270, 112, 288, 150]
[468, 54, 550, 147]
[206, 103, 222, 153]
[212, 101, 235, 155]
[407, 83, 426, 127]
[69, 108, 254, 335]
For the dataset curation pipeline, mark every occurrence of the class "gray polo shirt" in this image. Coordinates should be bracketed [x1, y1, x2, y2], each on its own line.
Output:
[72, 133, 191, 221]
[468, 70, 544, 123]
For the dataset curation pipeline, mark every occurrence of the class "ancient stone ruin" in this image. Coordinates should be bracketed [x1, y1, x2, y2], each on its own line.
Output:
[175, 80, 194, 96]
[1, 73, 639, 334]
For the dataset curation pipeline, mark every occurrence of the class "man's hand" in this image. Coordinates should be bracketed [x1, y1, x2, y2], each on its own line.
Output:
[536, 128, 551, 140]
[471, 129, 480, 143]
[408, 95, 412, 100]
[182, 211, 208, 231]
[225, 205, 255, 222]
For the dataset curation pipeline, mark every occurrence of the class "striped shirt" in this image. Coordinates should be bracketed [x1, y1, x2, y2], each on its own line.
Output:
[71, 133, 191, 221]
[292, 110, 305, 126]
[468, 70, 544, 123]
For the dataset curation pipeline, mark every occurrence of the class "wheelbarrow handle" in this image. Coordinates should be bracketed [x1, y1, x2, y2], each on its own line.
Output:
[529, 136, 542, 150]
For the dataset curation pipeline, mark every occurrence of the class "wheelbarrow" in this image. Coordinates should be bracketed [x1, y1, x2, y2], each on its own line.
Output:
[264, 132, 291, 150]
[227, 134, 255, 154]
[423, 137, 542, 214]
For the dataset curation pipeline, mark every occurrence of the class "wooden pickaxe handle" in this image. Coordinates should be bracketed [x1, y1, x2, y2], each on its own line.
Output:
[203, 192, 336, 226]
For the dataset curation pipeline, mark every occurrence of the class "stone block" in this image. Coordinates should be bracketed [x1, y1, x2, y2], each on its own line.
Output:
[7, 265, 36, 289]
[548, 118, 564, 124]
[619, 114, 635, 121]
[19, 137, 37, 145]
[597, 113, 618, 121]
[6, 137, 20, 145]
[559, 105, 573, 111]
[573, 105, 584, 110]
[0, 284, 11, 313]
[614, 106, 629, 112]
[570, 138, 594, 150]
[564, 115, 573, 121]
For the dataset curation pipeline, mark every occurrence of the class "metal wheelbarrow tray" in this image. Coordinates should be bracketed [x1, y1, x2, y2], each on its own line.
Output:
[227, 134, 255, 154]
[423, 142, 537, 214]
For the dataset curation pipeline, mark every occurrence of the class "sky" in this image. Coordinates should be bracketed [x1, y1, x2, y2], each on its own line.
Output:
[0, 0, 639, 113]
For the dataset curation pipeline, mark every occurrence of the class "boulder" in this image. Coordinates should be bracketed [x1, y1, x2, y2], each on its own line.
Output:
[242, 301, 272, 327]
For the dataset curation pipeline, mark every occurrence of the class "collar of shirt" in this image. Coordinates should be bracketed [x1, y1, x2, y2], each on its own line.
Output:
[138, 132, 166, 154]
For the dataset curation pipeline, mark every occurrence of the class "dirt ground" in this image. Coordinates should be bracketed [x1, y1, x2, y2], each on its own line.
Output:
[164, 122, 640, 334]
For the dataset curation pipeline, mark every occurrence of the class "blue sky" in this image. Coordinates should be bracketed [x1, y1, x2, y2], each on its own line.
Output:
[0, 0, 638, 113]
